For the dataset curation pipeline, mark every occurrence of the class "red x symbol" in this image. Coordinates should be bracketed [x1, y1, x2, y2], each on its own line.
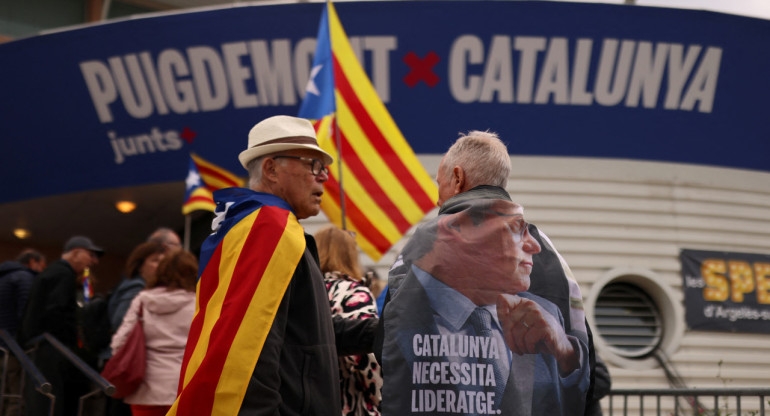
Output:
[180, 127, 197, 144]
[403, 51, 440, 88]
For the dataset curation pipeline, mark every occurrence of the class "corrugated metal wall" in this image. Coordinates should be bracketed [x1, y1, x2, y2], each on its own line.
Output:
[504, 156, 770, 391]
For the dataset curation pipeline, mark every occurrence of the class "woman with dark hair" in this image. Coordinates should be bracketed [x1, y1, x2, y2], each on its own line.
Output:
[102, 242, 164, 416]
[109, 250, 197, 416]
[315, 226, 382, 416]
[108, 241, 165, 332]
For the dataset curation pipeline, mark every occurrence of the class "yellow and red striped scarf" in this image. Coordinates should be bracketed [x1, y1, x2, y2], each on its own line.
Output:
[168, 189, 305, 415]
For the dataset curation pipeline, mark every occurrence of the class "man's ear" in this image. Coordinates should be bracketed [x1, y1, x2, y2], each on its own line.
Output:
[452, 166, 466, 195]
[262, 158, 278, 182]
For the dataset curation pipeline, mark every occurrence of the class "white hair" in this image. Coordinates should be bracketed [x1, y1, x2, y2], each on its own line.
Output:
[441, 130, 511, 189]
[247, 155, 293, 190]
[246, 156, 267, 189]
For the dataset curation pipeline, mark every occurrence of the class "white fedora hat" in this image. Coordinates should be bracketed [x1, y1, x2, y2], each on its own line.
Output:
[238, 115, 334, 169]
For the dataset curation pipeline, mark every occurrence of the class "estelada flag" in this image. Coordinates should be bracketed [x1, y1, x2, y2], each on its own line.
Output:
[169, 188, 305, 415]
[298, 1, 437, 262]
[191, 153, 244, 192]
[182, 153, 244, 215]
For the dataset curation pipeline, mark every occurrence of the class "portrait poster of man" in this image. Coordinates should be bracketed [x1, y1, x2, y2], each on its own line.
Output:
[381, 198, 590, 415]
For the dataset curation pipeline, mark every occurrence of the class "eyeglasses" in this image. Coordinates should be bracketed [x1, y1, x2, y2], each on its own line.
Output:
[272, 155, 329, 176]
[505, 217, 529, 239]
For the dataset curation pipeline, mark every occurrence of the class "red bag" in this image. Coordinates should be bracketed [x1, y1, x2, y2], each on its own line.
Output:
[101, 303, 146, 398]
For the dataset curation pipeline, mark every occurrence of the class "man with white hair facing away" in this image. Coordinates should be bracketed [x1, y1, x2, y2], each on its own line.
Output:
[169, 115, 376, 416]
[377, 130, 593, 415]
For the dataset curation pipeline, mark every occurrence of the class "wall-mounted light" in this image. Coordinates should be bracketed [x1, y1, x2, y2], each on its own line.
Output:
[13, 228, 30, 239]
[115, 200, 137, 213]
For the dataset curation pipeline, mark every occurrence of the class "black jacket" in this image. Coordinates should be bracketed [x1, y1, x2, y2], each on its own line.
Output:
[18, 259, 91, 416]
[239, 234, 376, 415]
[18, 259, 80, 349]
[0, 261, 35, 342]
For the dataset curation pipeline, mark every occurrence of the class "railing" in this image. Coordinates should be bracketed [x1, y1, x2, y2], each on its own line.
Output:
[2, 331, 115, 416]
[29, 333, 115, 415]
[0, 329, 53, 416]
[607, 387, 770, 416]
[8, 329, 770, 416]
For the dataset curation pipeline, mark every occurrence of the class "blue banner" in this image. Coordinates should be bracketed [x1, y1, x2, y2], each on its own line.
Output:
[1, 1, 768, 203]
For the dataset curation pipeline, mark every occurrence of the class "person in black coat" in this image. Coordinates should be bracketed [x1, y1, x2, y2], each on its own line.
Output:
[170, 116, 376, 416]
[0, 250, 45, 342]
[18, 236, 103, 416]
[0, 249, 46, 416]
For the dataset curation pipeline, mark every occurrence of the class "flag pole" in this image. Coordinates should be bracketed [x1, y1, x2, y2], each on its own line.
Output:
[334, 114, 347, 230]
[184, 214, 191, 251]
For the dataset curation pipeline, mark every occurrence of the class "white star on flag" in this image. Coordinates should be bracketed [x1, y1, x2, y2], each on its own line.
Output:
[305, 64, 323, 96]
[185, 169, 201, 190]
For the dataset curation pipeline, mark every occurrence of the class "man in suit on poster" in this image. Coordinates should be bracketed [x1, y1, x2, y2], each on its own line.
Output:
[377, 131, 591, 415]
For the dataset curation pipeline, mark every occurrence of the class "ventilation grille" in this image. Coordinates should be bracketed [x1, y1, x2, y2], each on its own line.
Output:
[594, 282, 663, 358]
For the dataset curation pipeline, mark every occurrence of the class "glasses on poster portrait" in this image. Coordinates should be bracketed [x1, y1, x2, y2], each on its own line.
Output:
[505, 216, 529, 239]
[272, 155, 329, 176]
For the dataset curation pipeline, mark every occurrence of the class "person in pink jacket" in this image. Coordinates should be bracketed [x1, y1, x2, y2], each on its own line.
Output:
[110, 249, 197, 416]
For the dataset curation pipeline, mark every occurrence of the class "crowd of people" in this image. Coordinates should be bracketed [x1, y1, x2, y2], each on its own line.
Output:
[0, 229, 195, 416]
[0, 114, 611, 416]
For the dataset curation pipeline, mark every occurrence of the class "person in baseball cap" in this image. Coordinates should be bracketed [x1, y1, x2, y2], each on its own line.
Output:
[18, 234, 105, 415]
[58, 235, 104, 282]
[63, 235, 104, 257]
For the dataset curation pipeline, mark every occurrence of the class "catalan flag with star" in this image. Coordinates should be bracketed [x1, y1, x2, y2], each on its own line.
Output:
[298, 1, 437, 262]
[168, 188, 305, 415]
[182, 153, 244, 215]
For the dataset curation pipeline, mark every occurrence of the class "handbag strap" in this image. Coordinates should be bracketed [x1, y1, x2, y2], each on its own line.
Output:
[137, 301, 143, 320]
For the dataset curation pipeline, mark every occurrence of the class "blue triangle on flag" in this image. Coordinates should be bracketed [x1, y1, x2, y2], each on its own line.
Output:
[298, 4, 335, 119]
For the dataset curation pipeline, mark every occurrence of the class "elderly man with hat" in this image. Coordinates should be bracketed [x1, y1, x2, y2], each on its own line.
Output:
[18, 235, 103, 416]
[169, 116, 377, 416]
